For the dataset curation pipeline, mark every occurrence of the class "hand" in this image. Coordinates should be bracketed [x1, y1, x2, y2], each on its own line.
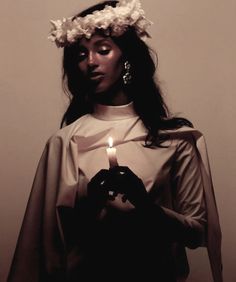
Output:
[108, 166, 149, 208]
[87, 169, 110, 208]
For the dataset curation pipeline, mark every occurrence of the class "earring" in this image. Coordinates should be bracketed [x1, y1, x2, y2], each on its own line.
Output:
[123, 61, 132, 85]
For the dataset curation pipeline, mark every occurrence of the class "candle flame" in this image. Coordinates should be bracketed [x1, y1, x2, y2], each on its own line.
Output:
[108, 137, 113, 148]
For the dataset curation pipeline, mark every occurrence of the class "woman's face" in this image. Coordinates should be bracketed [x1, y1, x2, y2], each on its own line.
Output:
[77, 34, 123, 94]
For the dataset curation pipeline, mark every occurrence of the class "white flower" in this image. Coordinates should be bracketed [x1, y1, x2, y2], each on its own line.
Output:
[48, 0, 152, 47]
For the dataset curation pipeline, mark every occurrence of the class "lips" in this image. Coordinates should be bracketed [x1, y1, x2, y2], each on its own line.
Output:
[89, 72, 104, 81]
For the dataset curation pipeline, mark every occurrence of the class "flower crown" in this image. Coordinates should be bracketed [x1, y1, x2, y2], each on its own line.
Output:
[48, 0, 152, 48]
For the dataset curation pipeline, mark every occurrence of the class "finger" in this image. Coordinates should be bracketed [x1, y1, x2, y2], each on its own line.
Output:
[108, 190, 117, 201]
[106, 168, 130, 194]
[109, 167, 129, 183]
[109, 166, 129, 175]
[103, 173, 122, 193]
[110, 166, 137, 182]
[121, 194, 128, 203]
[90, 169, 109, 184]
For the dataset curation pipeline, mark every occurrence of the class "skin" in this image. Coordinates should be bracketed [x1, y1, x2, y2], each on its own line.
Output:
[77, 34, 130, 106]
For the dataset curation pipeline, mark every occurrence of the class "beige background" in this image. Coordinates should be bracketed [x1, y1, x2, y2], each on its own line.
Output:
[1, 0, 235, 281]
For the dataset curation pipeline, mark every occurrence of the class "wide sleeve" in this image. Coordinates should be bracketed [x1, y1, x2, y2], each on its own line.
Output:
[163, 134, 207, 246]
[160, 129, 222, 282]
[7, 134, 80, 282]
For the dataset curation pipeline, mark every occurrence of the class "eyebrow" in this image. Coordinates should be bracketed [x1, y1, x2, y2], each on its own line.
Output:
[94, 39, 111, 45]
[78, 38, 112, 49]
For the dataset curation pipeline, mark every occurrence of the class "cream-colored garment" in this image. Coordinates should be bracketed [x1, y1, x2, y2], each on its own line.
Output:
[7, 102, 222, 282]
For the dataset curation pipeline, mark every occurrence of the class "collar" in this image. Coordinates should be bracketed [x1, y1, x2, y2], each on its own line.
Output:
[92, 101, 138, 121]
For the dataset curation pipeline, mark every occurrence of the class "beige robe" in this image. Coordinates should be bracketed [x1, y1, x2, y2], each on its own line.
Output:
[7, 102, 222, 282]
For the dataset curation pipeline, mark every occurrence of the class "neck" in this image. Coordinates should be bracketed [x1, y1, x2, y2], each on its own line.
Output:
[92, 100, 137, 121]
[93, 84, 131, 106]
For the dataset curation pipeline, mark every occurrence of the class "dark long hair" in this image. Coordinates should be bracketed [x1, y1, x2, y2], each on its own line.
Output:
[61, 1, 193, 146]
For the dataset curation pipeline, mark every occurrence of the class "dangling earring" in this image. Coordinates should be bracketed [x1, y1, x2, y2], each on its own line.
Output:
[123, 61, 132, 85]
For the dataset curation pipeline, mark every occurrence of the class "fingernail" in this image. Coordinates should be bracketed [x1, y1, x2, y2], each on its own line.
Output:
[122, 195, 127, 202]
[108, 191, 115, 197]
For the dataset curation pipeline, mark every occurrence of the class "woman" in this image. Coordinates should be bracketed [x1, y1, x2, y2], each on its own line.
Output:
[8, 1, 222, 281]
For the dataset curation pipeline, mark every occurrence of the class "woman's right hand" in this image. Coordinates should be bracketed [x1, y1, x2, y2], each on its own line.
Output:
[87, 169, 110, 209]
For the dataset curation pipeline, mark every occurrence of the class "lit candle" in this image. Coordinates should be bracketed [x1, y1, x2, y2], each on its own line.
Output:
[106, 137, 118, 168]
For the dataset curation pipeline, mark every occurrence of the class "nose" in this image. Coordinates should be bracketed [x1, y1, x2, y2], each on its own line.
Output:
[87, 51, 98, 68]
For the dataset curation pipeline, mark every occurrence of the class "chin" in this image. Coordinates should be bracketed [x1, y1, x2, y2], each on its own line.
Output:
[94, 85, 111, 94]
[94, 89, 106, 95]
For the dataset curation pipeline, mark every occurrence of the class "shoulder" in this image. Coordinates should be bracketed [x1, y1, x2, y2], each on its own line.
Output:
[161, 126, 204, 144]
[160, 127, 206, 156]
[46, 114, 91, 148]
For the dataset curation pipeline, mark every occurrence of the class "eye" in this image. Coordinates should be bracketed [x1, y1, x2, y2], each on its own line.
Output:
[77, 49, 87, 61]
[98, 49, 110, 55]
[78, 53, 86, 61]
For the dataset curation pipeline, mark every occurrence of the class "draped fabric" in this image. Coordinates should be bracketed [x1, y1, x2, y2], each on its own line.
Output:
[8, 102, 222, 282]
[167, 127, 222, 282]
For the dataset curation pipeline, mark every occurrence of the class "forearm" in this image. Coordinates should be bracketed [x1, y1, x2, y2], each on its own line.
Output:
[136, 200, 205, 249]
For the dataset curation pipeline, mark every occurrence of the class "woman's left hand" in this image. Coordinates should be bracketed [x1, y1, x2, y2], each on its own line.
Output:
[107, 166, 149, 208]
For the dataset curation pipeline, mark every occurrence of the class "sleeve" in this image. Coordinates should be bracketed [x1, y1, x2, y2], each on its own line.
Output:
[7, 135, 80, 282]
[162, 134, 207, 248]
[157, 129, 222, 282]
[137, 134, 206, 251]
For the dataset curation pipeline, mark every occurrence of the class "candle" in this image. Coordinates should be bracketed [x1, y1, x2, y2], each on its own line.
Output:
[106, 137, 118, 168]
